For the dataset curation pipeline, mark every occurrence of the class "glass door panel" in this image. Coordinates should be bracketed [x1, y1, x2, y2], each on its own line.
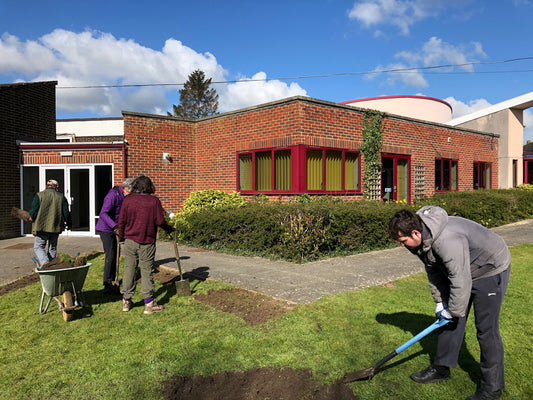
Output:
[381, 155, 410, 202]
[381, 157, 394, 201]
[22, 167, 39, 235]
[69, 168, 90, 232]
[397, 158, 409, 202]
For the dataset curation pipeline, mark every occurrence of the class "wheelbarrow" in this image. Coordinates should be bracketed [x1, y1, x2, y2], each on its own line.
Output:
[33, 258, 92, 322]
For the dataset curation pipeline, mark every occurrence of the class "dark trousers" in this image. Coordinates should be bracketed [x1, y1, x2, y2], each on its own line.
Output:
[98, 231, 118, 287]
[434, 267, 510, 392]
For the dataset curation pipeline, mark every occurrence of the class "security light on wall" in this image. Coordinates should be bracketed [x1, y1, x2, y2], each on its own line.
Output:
[163, 152, 171, 160]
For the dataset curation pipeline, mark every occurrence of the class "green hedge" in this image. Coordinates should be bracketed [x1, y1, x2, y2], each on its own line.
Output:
[172, 188, 533, 263]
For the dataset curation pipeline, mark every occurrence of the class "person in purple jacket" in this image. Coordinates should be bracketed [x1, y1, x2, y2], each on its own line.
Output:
[95, 178, 134, 294]
[118, 175, 174, 314]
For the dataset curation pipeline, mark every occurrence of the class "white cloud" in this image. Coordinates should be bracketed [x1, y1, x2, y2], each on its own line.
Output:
[397, 37, 486, 72]
[444, 96, 492, 118]
[219, 72, 307, 111]
[367, 62, 429, 87]
[348, 0, 468, 35]
[0, 29, 305, 116]
[370, 36, 485, 89]
[0, 33, 59, 74]
[348, 0, 443, 35]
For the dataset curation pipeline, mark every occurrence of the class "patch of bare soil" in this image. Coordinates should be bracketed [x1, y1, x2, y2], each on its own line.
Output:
[194, 287, 296, 326]
[153, 267, 184, 285]
[160, 367, 358, 400]
[158, 279, 357, 399]
[154, 266, 296, 326]
[2, 265, 359, 399]
[0, 273, 40, 296]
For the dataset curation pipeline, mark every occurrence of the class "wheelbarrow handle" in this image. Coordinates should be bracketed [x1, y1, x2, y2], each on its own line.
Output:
[32, 257, 42, 270]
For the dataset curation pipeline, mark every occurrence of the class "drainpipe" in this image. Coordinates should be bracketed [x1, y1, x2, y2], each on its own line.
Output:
[122, 142, 127, 180]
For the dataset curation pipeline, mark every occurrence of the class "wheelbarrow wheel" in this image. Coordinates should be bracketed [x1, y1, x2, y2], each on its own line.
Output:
[62, 291, 74, 322]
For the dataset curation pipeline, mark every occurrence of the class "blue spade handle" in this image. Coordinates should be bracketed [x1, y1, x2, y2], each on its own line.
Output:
[396, 318, 451, 354]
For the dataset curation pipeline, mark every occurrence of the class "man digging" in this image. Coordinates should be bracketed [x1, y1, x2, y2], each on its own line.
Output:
[389, 206, 510, 400]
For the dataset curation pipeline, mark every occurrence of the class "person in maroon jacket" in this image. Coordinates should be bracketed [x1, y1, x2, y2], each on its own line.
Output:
[117, 175, 174, 314]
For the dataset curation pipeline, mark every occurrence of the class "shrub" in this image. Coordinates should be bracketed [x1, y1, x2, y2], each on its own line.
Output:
[171, 190, 246, 239]
[418, 189, 533, 227]
[172, 189, 533, 263]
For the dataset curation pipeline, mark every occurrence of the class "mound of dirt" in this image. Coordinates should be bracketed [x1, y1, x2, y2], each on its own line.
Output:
[160, 367, 358, 400]
[39, 255, 88, 271]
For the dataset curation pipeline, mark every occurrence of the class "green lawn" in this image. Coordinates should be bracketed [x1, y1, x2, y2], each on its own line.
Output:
[1, 244, 532, 399]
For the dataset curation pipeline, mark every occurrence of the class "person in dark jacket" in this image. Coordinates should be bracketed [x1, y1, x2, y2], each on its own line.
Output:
[95, 178, 134, 294]
[29, 179, 72, 267]
[388, 206, 510, 400]
[118, 175, 174, 314]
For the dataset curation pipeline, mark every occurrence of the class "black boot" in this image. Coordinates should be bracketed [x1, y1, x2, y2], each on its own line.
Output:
[466, 388, 502, 400]
[410, 364, 450, 383]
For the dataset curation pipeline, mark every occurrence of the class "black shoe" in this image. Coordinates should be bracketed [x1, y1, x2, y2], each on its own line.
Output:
[466, 388, 502, 400]
[102, 285, 113, 294]
[410, 365, 450, 383]
[102, 284, 119, 295]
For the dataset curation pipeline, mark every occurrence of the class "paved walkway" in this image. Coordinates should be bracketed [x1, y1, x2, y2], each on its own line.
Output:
[1, 219, 532, 304]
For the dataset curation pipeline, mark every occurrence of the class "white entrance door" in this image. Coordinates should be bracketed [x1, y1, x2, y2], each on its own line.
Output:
[43, 166, 92, 236]
[21, 164, 113, 236]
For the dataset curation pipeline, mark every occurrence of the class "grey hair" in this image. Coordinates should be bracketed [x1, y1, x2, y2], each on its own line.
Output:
[121, 178, 134, 193]
[46, 179, 59, 187]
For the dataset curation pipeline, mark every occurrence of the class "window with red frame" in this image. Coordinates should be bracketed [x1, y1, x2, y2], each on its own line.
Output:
[473, 161, 491, 189]
[237, 146, 361, 194]
[435, 158, 458, 192]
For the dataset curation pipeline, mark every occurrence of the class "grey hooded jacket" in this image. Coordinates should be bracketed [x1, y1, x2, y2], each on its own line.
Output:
[414, 206, 510, 318]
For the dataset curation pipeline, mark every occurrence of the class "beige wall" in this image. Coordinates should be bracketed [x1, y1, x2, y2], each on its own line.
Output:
[344, 96, 452, 123]
[456, 108, 524, 188]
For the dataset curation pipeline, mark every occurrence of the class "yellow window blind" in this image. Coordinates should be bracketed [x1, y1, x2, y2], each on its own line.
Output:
[255, 151, 272, 191]
[306, 149, 323, 190]
[325, 150, 342, 190]
[274, 150, 291, 190]
[238, 154, 253, 190]
[345, 152, 360, 190]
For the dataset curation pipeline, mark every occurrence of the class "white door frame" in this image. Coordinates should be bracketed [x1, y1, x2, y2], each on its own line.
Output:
[25, 164, 96, 236]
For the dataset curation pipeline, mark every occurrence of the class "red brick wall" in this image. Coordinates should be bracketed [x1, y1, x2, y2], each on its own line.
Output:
[124, 98, 499, 212]
[1, 81, 57, 239]
[21, 149, 124, 185]
[382, 117, 498, 195]
[124, 113, 195, 213]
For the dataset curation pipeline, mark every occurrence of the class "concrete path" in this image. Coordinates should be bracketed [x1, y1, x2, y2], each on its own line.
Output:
[1, 219, 532, 304]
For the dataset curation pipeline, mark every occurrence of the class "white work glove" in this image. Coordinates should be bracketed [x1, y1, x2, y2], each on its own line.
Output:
[435, 302, 453, 320]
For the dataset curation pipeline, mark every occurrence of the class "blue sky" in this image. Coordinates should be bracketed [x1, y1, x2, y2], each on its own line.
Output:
[2, 0, 533, 141]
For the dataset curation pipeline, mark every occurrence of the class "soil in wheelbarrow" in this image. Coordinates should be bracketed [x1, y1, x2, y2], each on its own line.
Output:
[39, 256, 88, 271]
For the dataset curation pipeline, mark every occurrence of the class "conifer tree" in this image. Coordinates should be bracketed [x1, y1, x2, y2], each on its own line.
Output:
[168, 69, 219, 119]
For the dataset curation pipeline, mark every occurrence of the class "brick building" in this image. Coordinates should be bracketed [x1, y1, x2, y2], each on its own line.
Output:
[1, 81, 57, 239]
[14, 95, 499, 238]
[123, 97, 498, 215]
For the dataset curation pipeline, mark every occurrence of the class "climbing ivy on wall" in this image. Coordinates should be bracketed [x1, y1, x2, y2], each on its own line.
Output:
[361, 110, 383, 200]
